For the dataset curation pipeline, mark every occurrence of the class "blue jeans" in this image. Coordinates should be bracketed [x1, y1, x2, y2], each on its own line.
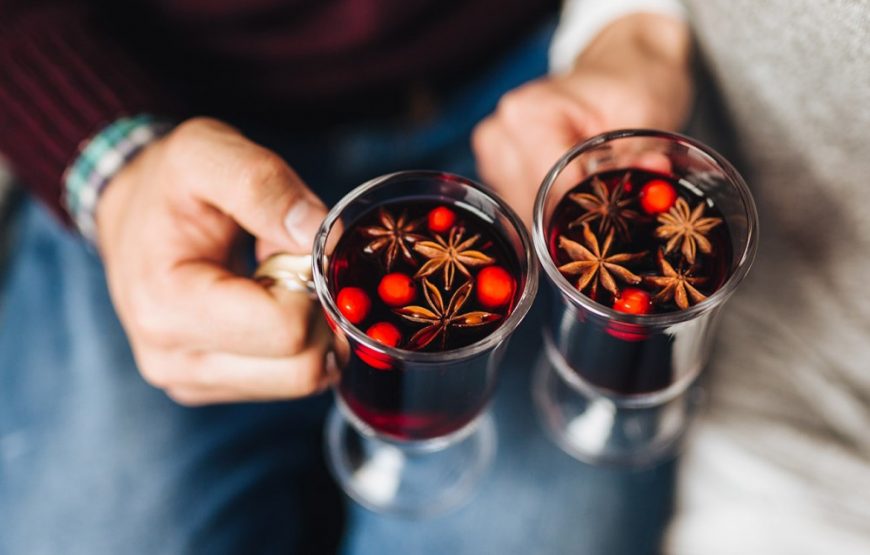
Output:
[0, 23, 674, 555]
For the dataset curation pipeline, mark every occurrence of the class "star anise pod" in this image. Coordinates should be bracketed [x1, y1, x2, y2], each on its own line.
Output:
[568, 173, 641, 239]
[557, 223, 646, 298]
[360, 209, 425, 270]
[395, 279, 500, 350]
[645, 250, 708, 310]
[655, 197, 722, 264]
[413, 227, 495, 290]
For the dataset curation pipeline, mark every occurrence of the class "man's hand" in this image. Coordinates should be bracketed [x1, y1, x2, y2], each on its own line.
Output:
[97, 117, 334, 405]
[473, 13, 693, 224]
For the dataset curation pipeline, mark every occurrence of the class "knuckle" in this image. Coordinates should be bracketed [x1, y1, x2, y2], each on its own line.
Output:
[166, 389, 206, 407]
[471, 120, 494, 154]
[128, 290, 178, 350]
[497, 88, 533, 121]
[173, 117, 221, 139]
[497, 82, 556, 126]
[137, 357, 173, 390]
[242, 150, 289, 187]
[236, 151, 294, 204]
[186, 358, 220, 390]
[162, 124, 198, 163]
[162, 117, 229, 166]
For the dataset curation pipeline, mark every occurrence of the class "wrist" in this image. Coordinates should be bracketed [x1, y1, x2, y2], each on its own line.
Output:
[574, 13, 694, 131]
[579, 13, 691, 72]
[64, 115, 173, 245]
[93, 137, 160, 255]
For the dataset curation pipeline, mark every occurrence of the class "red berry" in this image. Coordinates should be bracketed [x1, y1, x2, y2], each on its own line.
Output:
[428, 206, 456, 233]
[476, 266, 515, 308]
[355, 346, 393, 370]
[377, 273, 416, 307]
[366, 322, 402, 348]
[606, 322, 648, 342]
[613, 288, 652, 315]
[336, 287, 371, 324]
[358, 322, 401, 370]
[639, 179, 677, 214]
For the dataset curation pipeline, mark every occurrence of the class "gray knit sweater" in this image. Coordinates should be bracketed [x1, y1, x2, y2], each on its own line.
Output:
[554, 0, 869, 550]
[669, 1, 870, 552]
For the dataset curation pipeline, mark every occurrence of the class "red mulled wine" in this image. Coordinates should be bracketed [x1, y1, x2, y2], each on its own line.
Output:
[328, 200, 521, 440]
[547, 168, 733, 394]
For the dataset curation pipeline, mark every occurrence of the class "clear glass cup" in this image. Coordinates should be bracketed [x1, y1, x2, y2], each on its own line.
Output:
[531, 130, 758, 466]
[312, 171, 538, 516]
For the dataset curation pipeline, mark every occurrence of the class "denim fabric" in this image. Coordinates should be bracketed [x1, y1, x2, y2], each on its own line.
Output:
[0, 21, 674, 555]
[0, 200, 342, 555]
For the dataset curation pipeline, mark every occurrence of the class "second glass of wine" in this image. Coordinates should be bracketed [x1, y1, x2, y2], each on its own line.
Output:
[312, 171, 537, 517]
[532, 129, 758, 466]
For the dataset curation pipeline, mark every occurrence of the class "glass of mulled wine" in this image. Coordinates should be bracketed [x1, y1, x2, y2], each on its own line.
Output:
[532, 129, 758, 466]
[312, 171, 537, 516]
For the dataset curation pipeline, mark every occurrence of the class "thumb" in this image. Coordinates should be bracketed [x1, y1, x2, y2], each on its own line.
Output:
[277, 183, 327, 253]
[215, 156, 326, 253]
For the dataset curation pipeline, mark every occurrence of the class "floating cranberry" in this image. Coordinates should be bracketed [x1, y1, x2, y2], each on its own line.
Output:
[377, 273, 416, 307]
[639, 179, 677, 214]
[366, 322, 402, 348]
[336, 287, 371, 324]
[606, 322, 649, 342]
[356, 346, 393, 370]
[358, 322, 401, 370]
[613, 288, 652, 315]
[428, 206, 456, 233]
[476, 266, 514, 308]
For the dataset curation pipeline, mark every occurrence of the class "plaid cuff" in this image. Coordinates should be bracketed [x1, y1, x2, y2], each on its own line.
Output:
[64, 114, 173, 243]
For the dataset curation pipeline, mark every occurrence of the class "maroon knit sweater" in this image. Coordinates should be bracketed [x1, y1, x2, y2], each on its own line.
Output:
[0, 0, 556, 223]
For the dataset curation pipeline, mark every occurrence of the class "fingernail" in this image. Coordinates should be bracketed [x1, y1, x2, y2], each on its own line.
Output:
[283, 198, 323, 248]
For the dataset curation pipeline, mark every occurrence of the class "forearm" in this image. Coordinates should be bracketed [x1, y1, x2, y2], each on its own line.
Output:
[580, 12, 693, 130]
[0, 1, 177, 225]
[550, 0, 688, 73]
[580, 12, 691, 71]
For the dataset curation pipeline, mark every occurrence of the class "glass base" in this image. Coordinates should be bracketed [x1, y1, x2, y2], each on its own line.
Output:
[325, 404, 496, 518]
[532, 346, 703, 467]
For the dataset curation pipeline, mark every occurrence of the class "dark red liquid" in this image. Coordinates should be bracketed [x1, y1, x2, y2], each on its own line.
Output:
[546, 168, 734, 394]
[329, 200, 521, 440]
[548, 169, 732, 311]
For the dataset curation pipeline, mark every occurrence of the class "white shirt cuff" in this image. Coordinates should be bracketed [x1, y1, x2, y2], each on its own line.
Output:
[549, 0, 687, 74]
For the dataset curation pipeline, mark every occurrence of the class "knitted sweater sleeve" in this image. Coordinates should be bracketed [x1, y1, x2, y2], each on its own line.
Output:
[0, 1, 175, 224]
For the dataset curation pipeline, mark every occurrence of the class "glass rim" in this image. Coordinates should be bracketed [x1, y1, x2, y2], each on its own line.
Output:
[532, 128, 759, 326]
[312, 170, 539, 364]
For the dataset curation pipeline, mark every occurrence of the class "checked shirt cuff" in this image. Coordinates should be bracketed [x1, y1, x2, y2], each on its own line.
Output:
[63, 114, 173, 244]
